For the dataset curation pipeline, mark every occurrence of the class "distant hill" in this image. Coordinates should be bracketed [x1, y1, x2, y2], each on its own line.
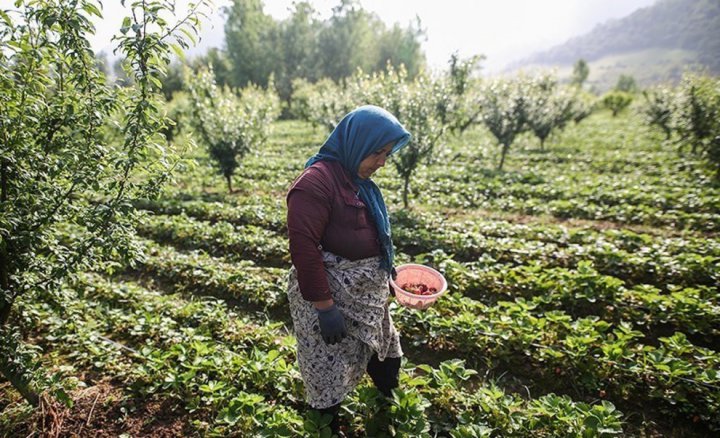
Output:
[507, 0, 720, 90]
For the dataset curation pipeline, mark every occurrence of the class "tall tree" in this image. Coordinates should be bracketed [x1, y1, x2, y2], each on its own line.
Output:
[571, 59, 589, 88]
[315, 0, 381, 81]
[223, 0, 281, 88]
[276, 1, 322, 100]
[375, 18, 426, 79]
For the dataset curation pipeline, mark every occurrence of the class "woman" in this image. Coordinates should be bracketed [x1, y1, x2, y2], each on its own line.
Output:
[286, 105, 411, 434]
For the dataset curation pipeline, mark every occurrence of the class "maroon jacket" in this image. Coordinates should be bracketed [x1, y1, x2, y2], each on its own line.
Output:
[287, 160, 381, 301]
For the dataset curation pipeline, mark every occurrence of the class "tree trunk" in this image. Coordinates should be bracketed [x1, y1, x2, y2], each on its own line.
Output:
[497, 144, 509, 171]
[402, 176, 410, 209]
[225, 174, 233, 193]
[0, 253, 39, 407]
[0, 202, 11, 326]
[0, 296, 12, 326]
[0, 162, 40, 407]
[0, 363, 39, 407]
[540, 137, 546, 152]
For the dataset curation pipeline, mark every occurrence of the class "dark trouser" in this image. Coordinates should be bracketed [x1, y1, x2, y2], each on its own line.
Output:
[366, 353, 401, 397]
[315, 353, 401, 434]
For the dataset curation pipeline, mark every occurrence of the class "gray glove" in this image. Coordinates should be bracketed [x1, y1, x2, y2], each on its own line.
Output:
[317, 304, 348, 345]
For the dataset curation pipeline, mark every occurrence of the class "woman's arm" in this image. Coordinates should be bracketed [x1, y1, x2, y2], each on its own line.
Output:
[287, 168, 334, 307]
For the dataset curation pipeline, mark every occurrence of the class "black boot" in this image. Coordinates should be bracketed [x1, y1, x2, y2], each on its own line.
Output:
[366, 353, 401, 397]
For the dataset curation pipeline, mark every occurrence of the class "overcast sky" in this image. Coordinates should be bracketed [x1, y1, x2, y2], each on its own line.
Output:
[89, 0, 658, 72]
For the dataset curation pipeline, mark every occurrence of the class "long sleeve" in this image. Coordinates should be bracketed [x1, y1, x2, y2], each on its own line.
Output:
[287, 168, 333, 301]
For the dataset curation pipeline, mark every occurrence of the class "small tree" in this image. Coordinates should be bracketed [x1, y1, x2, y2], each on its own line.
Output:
[674, 73, 720, 154]
[440, 52, 485, 134]
[571, 91, 596, 124]
[602, 91, 633, 117]
[641, 86, 675, 140]
[344, 65, 448, 208]
[0, 0, 209, 406]
[615, 74, 638, 93]
[479, 79, 529, 170]
[524, 74, 576, 151]
[187, 67, 281, 192]
[391, 75, 448, 208]
[571, 59, 589, 88]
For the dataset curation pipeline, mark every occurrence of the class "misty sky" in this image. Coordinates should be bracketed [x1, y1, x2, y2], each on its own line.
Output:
[88, 0, 658, 72]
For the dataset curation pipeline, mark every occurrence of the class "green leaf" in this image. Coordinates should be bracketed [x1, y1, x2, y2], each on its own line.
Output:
[82, 3, 103, 18]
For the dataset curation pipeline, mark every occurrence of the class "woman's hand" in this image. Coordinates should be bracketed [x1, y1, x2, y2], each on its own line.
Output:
[388, 267, 397, 297]
[316, 304, 348, 345]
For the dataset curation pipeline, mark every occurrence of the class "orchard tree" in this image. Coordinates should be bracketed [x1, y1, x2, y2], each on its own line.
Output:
[290, 65, 451, 207]
[571, 90, 596, 124]
[186, 67, 281, 193]
[439, 52, 485, 134]
[0, 0, 210, 406]
[674, 73, 720, 155]
[524, 74, 575, 151]
[479, 78, 529, 171]
[602, 91, 633, 117]
[641, 86, 675, 140]
[386, 73, 448, 208]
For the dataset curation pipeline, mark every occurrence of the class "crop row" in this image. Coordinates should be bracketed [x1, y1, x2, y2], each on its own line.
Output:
[421, 159, 719, 214]
[137, 224, 720, 354]
[133, 216, 719, 346]
[395, 293, 720, 430]
[421, 253, 719, 343]
[135, 240, 289, 310]
[392, 210, 719, 289]
[137, 213, 289, 267]
[122, 240, 718, 430]
[134, 206, 718, 292]
[14, 274, 625, 436]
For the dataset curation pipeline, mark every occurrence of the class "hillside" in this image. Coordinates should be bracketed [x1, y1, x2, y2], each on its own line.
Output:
[509, 0, 720, 88]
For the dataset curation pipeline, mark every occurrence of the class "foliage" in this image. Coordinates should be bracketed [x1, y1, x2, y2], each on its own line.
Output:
[571, 90, 597, 123]
[223, 0, 280, 90]
[673, 73, 720, 155]
[441, 52, 486, 134]
[0, 0, 209, 405]
[571, 58, 590, 88]
[477, 78, 530, 170]
[602, 91, 633, 117]
[640, 73, 720, 177]
[222, 0, 426, 103]
[641, 86, 675, 139]
[523, 74, 577, 150]
[3, 107, 720, 435]
[615, 74, 639, 93]
[289, 64, 453, 207]
[186, 67, 280, 192]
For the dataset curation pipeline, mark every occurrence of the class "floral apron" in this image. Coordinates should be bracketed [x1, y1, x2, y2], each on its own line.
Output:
[286, 251, 403, 409]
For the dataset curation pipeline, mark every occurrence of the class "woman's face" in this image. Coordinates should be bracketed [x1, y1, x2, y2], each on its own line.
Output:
[357, 142, 394, 179]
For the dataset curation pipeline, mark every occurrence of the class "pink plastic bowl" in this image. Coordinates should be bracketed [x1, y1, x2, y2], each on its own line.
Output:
[390, 264, 447, 309]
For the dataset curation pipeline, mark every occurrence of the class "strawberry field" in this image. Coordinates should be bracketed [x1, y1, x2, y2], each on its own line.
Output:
[2, 108, 719, 437]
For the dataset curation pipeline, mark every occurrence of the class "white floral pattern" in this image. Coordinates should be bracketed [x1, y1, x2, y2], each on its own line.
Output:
[287, 251, 403, 409]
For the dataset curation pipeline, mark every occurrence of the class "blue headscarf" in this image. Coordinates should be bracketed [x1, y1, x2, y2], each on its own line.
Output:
[305, 105, 411, 273]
